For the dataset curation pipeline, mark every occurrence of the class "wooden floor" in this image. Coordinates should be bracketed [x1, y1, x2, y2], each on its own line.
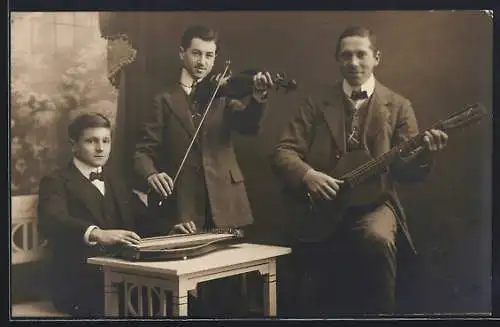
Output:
[11, 299, 262, 318]
[11, 301, 69, 318]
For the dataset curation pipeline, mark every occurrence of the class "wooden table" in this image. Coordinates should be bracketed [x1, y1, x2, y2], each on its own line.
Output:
[87, 243, 291, 317]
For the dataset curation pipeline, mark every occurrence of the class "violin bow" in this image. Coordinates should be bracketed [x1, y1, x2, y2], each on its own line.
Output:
[158, 60, 232, 206]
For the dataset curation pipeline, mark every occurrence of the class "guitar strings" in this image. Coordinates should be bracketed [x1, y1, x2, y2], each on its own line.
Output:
[344, 116, 447, 183]
[339, 104, 480, 185]
[343, 131, 425, 184]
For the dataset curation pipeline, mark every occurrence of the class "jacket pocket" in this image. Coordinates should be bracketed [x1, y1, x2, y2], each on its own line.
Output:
[229, 167, 244, 183]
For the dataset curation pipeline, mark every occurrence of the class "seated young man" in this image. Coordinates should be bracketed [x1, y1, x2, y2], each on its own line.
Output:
[37, 112, 142, 317]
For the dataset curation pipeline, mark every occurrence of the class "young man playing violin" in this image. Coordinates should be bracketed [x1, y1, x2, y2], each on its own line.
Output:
[270, 26, 448, 316]
[133, 24, 274, 316]
[134, 24, 273, 236]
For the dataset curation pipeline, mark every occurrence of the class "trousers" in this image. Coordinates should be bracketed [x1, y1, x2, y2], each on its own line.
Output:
[292, 202, 398, 316]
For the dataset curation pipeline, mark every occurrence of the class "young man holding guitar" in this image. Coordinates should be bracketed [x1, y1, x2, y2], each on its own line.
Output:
[271, 26, 448, 315]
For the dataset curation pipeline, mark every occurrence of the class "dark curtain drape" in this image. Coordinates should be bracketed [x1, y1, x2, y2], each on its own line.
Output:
[98, 13, 180, 188]
[98, 13, 137, 181]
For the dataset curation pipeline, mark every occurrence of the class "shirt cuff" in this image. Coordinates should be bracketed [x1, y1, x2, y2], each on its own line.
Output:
[84, 225, 100, 246]
[132, 189, 148, 206]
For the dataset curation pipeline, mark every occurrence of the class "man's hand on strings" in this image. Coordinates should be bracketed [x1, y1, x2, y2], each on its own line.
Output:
[90, 229, 142, 246]
[169, 221, 197, 234]
[147, 172, 173, 198]
[303, 169, 344, 201]
[252, 71, 274, 101]
[423, 129, 448, 152]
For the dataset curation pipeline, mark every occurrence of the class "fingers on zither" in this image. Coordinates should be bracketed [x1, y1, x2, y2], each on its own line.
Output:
[187, 221, 197, 233]
[121, 239, 135, 247]
[123, 237, 140, 246]
[180, 222, 196, 234]
[177, 224, 190, 234]
[127, 231, 142, 242]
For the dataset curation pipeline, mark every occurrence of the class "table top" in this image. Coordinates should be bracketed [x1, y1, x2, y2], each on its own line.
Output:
[87, 243, 291, 276]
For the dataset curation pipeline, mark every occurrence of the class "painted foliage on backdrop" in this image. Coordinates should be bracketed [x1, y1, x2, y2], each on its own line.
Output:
[10, 12, 118, 195]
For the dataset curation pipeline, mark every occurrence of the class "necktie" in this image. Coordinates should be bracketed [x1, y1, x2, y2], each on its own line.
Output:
[351, 90, 368, 101]
[89, 171, 104, 182]
[190, 80, 203, 128]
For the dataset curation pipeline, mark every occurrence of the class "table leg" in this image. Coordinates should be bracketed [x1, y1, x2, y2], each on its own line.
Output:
[263, 260, 277, 317]
[104, 269, 120, 317]
[171, 281, 190, 317]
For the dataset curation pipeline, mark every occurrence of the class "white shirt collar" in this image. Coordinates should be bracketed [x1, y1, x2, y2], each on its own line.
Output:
[179, 68, 202, 94]
[342, 74, 376, 99]
[73, 157, 102, 180]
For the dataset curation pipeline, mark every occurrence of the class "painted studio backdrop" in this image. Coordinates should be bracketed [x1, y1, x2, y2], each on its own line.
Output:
[11, 11, 492, 314]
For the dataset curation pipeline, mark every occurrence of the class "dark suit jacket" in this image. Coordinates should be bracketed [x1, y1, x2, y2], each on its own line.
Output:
[133, 81, 266, 232]
[37, 162, 136, 316]
[270, 80, 433, 253]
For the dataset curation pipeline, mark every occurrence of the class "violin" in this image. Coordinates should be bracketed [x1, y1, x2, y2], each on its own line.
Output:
[157, 60, 297, 206]
[192, 67, 298, 105]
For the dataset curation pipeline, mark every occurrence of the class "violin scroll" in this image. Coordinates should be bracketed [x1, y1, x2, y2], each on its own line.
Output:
[227, 69, 298, 95]
[274, 72, 298, 93]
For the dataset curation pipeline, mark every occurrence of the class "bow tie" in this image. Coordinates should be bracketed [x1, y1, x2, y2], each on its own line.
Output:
[89, 171, 104, 182]
[351, 90, 368, 101]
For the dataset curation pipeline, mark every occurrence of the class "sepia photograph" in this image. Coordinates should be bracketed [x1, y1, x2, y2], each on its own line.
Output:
[10, 10, 492, 319]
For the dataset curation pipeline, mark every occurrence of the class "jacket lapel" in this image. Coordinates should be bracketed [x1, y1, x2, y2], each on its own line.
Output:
[320, 81, 393, 157]
[321, 84, 347, 153]
[203, 96, 225, 127]
[165, 85, 196, 137]
[362, 81, 392, 157]
[64, 162, 106, 226]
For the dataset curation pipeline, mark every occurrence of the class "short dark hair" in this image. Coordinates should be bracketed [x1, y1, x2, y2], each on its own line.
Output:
[180, 25, 220, 53]
[335, 26, 378, 59]
[68, 112, 111, 142]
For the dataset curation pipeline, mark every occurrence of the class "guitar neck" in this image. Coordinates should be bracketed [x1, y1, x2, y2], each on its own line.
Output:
[341, 136, 420, 188]
[341, 117, 472, 187]
[339, 103, 486, 188]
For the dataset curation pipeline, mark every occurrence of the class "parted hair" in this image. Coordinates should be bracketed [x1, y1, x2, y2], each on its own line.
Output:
[68, 112, 111, 141]
[335, 26, 378, 59]
[181, 25, 220, 53]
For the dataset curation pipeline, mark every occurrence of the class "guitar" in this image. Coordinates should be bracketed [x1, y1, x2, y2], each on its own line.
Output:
[292, 103, 487, 242]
